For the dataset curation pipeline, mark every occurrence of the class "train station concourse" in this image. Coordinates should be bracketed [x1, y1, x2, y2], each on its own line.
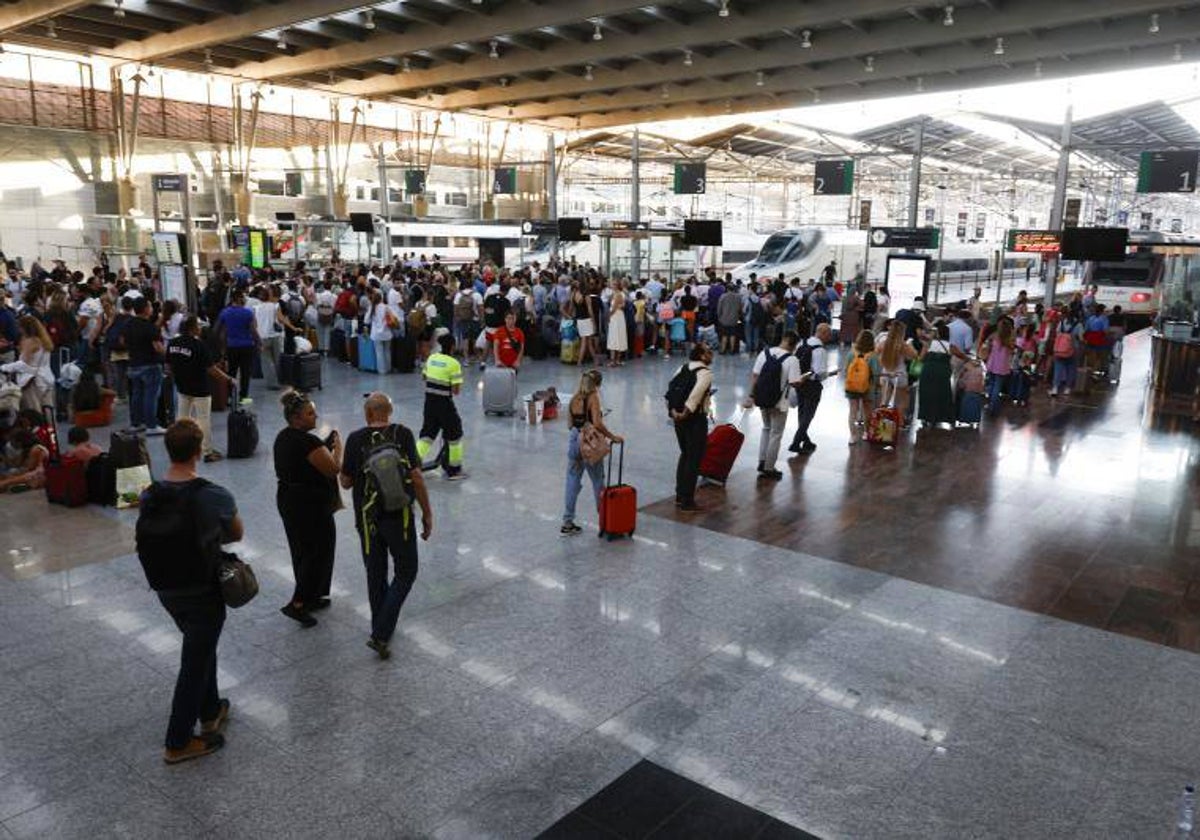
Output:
[2, 1, 1200, 838]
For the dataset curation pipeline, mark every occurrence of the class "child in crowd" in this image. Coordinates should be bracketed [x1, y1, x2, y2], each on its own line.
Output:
[65, 426, 103, 464]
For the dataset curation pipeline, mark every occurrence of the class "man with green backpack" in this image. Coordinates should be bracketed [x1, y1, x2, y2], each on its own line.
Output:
[339, 392, 433, 660]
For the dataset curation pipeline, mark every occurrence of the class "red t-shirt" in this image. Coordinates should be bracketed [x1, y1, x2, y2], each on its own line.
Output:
[493, 326, 524, 368]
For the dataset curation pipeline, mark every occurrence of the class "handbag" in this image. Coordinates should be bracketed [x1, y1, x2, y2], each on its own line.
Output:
[216, 552, 259, 608]
[907, 357, 924, 380]
[579, 423, 610, 466]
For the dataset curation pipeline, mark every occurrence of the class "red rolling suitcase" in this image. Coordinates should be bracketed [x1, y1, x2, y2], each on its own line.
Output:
[45, 455, 88, 507]
[699, 420, 745, 485]
[598, 441, 636, 542]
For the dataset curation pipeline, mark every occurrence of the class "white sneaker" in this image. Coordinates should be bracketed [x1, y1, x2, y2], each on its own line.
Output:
[145, 426, 167, 436]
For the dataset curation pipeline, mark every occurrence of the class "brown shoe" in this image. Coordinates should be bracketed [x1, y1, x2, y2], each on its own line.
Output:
[164, 733, 225, 765]
[200, 698, 230, 735]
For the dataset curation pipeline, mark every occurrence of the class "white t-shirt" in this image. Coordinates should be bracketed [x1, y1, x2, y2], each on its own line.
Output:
[78, 297, 103, 340]
[254, 300, 279, 337]
[752, 346, 803, 411]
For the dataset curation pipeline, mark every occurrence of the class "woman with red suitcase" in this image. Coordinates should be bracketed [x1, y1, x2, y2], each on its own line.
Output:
[560, 369, 623, 536]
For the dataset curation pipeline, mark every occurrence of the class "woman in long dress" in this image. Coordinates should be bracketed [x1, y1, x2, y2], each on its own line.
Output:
[606, 281, 628, 366]
[918, 323, 955, 427]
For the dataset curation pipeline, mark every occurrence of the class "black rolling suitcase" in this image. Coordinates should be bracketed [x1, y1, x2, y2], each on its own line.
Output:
[227, 408, 259, 458]
[110, 429, 150, 470]
[85, 453, 117, 506]
[393, 334, 417, 374]
[330, 327, 347, 362]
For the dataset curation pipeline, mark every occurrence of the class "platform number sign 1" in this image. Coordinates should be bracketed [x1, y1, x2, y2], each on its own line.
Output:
[492, 167, 517, 195]
[404, 169, 426, 195]
[1137, 150, 1199, 194]
[673, 162, 707, 195]
[813, 159, 854, 195]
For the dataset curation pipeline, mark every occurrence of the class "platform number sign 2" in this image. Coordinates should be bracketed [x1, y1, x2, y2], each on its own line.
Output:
[492, 167, 517, 195]
[673, 162, 707, 195]
[814, 159, 855, 195]
[1137, 150, 1198, 194]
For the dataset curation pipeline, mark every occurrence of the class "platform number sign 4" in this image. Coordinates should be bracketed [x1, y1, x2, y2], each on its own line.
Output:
[492, 167, 517, 195]
[673, 162, 706, 195]
[1137, 150, 1198, 194]
[814, 159, 855, 195]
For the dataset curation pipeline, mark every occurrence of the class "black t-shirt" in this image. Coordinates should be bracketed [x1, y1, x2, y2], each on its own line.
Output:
[340, 423, 419, 522]
[167, 335, 212, 398]
[273, 427, 330, 502]
[680, 294, 698, 313]
[126, 316, 162, 366]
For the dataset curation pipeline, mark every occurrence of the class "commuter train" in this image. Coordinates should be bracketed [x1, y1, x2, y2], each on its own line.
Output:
[1082, 231, 1200, 320]
[730, 227, 1039, 292]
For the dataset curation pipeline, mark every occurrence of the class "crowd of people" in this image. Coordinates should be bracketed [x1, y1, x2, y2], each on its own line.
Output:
[0, 249, 1129, 765]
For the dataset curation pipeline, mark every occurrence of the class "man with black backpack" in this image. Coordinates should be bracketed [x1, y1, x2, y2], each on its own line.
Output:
[136, 419, 244, 764]
[339, 392, 433, 660]
[789, 323, 832, 455]
[744, 331, 804, 480]
[665, 344, 714, 512]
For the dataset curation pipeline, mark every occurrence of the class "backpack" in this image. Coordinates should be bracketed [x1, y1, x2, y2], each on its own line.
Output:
[407, 306, 426, 334]
[361, 426, 413, 518]
[751, 298, 768, 328]
[862, 290, 877, 317]
[1053, 326, 1075, 359]
[752, 348, 786, 408]
[453, 293, 476, 323]
[135, 479, 221, 592]
[795, 341, 815, 376]
[665, 364, 702, 414]
[284, 294, 305, 326]
[483, 293, 509, 328]
[845, 352, 871, 394]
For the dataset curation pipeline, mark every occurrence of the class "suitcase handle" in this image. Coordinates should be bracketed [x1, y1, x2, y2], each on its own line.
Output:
[605, 439, 624, 488]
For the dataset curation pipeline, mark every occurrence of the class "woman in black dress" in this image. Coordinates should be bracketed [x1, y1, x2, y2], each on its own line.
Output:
[274, 390, 343, 627]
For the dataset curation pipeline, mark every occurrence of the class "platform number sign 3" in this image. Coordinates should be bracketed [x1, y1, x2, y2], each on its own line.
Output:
[492, 167, 517, 195]
[1137, 150, 1199, 194]
[814, 159, 855, 195]
[673, 163, 707, 195]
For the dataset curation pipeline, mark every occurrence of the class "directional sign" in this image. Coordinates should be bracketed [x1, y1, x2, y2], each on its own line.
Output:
[1006, 229, 1061, 254]
[869, 227, 940, 249]
[152, 173, 184, 192]
[673, 162, 707, 195]
[813, 159, 854, 195]
[492, 167, 517, 195]
[1137, 150, 1199, 194]
[404, 169, 426, 194]
[521, 219, 559, 236]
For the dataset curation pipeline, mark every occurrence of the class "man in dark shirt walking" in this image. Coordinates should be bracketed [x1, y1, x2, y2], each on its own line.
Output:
[126, 296, 166, 434]
[168, 316, 236, 463]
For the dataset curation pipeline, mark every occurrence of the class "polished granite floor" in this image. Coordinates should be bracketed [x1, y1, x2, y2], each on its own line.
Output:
[0, 334, 1197, 838]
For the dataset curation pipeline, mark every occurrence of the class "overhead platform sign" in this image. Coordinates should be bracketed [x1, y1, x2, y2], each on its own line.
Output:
[492, 167, 518, 194]
[814, 159, 854, 195]
[1006, 229, 1061, 254]
[404, 170, 426, 194]
[1137, 150, 1199, 194]
[673, 163, 707, 194]
[869, 227, 940, 249]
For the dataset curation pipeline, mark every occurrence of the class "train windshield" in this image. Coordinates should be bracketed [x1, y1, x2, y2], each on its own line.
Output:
[756, 231, 816, 265]
[1089, 256, 1157, 288]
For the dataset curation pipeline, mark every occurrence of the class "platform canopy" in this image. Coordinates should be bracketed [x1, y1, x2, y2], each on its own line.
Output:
[1, 0, 1197, 128]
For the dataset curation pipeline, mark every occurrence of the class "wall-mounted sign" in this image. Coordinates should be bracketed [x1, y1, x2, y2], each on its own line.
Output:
[1137, 150, 1199, 194]
[813, 159, 854, 195]
[151, 232, 185, 264]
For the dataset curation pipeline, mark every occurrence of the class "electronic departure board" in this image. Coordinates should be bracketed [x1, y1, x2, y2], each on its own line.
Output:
[1005, 229, 1061, 254]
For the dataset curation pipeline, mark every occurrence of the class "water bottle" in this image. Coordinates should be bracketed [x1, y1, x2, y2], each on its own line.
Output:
[1176, 784, 1196, 838]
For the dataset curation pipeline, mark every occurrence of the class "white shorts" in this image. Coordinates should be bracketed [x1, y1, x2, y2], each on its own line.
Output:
[577, 318, 595, 338]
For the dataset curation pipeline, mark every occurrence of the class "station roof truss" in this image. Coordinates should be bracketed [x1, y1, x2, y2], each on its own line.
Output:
[3, 1, 1200, 129]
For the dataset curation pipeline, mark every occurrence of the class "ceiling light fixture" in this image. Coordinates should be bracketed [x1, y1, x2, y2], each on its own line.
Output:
[800, 30, 812, 49]
[584, 63, 593, 80]
[812, 89, 821, 103]
[993, 37, 1004, 56]
[942, 5, 954, 26]
[864, 55, 874, 72]
[364, 9, 375, 30]
[46, 20, 57, 38]
[661, 84, 669, 99]
[146, 64, 156, 78]
[592, 21, 603, 41]
[402, 56, 411, 72]
[113, 0, 125, 19]
[203, 48, 213, 68]
[718, 0, 730, 17]
[499, 76, 508, 87]
[267, 84, 275, 95]
[683, 49, 693, 66]
[1034, 59, 1043, 78]
[756, 70, 764, 86]
[277, 36, 288, 50]
[489, 39, 499, 59]
[916, 76, 924, 92]
[1149, 13, 1160, 34]
[1174, 43, 1183, 61]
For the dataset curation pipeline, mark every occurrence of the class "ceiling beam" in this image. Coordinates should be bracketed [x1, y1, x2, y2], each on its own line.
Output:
[485, 2, 1198, 121]
[117, 0, 368, 64]
[438, 0, 1161, 111]
[236, 0, 653, 82]
[335, 0, 929, 97]
[546, 41, 1194, 131]
[0, 0, 91, 35]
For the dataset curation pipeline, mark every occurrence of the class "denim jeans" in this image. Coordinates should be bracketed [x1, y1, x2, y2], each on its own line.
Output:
[986, 372, 1009, 414]
[562, 427, 603, 525]
[127, 364, 162, 429]
[744, 321, 760, 354]
[157, 588, 225, 749]
[1052, 357, 1077, 393]
[360, 513, 418, 643]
